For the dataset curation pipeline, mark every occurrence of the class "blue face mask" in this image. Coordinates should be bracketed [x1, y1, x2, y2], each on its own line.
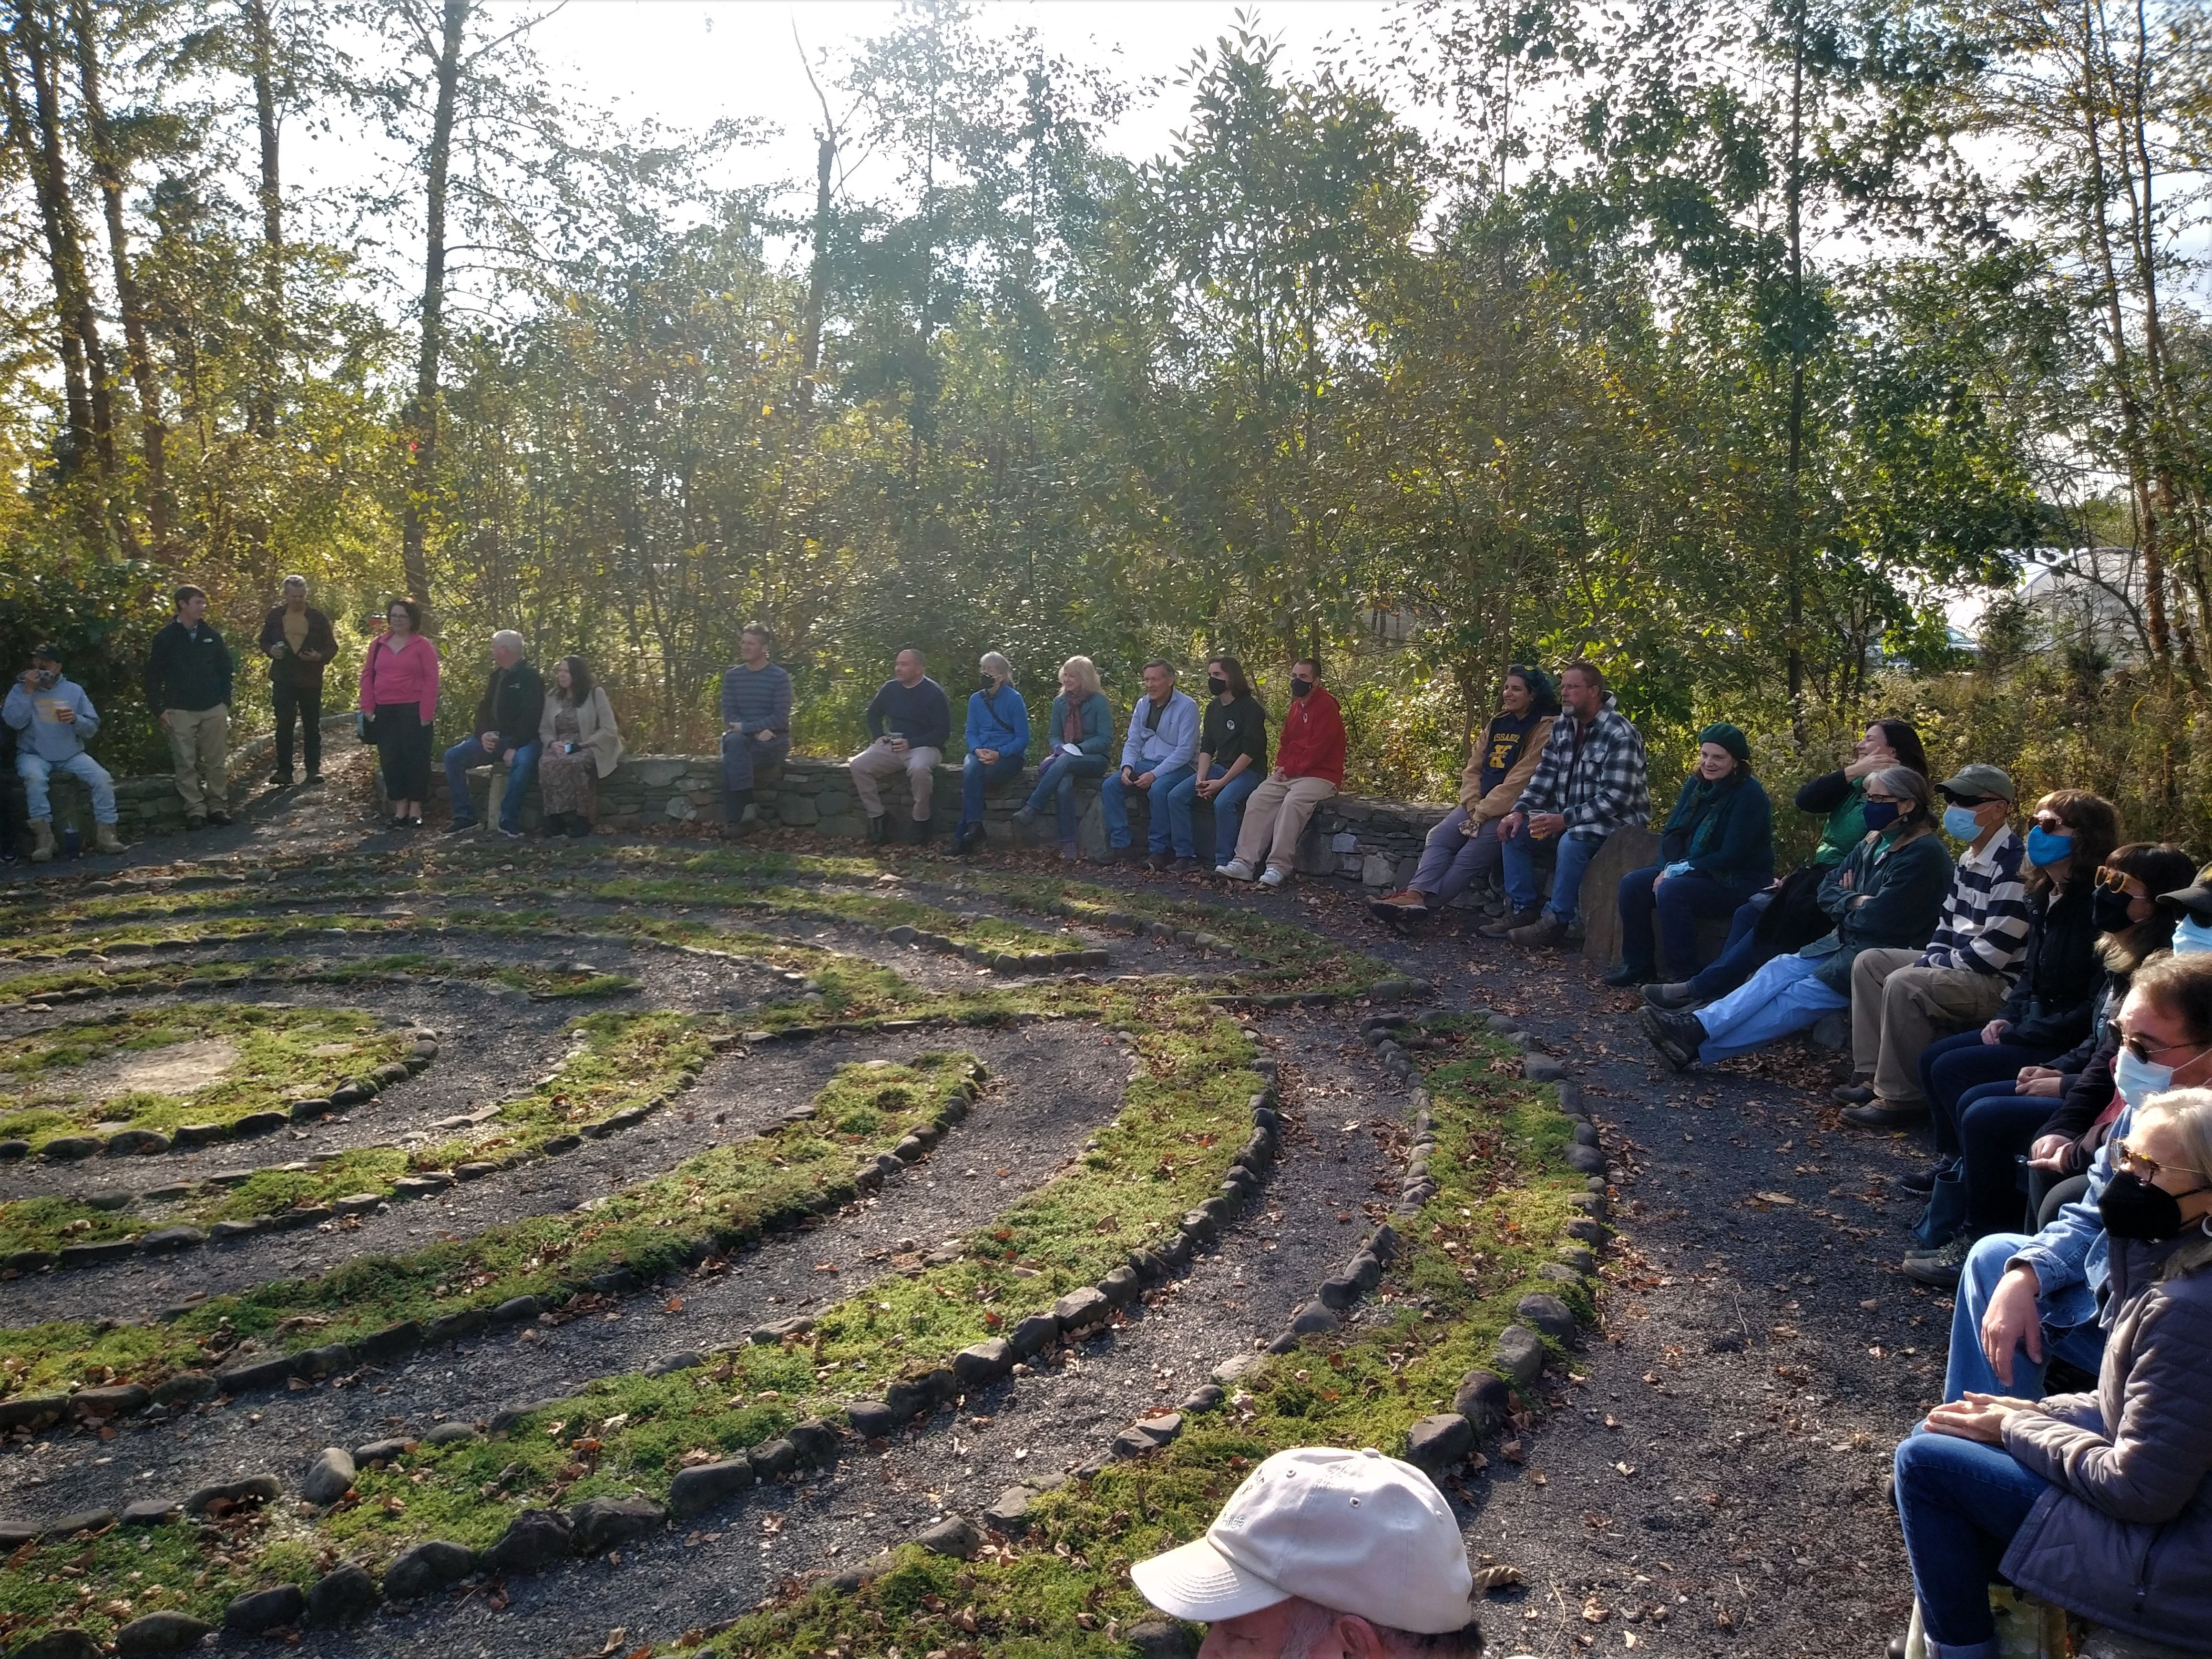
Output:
[2025, 825, 2075, 867]
[1861, 799, 1901, 832]
[1943, 804, 1985, 842]
[2113, 1044, 2176, 1109]
[2174, 915, 2212, 957]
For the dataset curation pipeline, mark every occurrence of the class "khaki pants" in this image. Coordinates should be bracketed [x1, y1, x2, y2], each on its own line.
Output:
[1233, 774, 1337, 874]
[848, 739, 941, 821]
[1850, 947, 2010, 1105]
[164, 704, 229, 815]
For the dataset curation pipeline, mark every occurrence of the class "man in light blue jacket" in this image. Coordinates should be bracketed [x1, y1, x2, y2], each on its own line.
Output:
[3, 645, 125, 860]
[1099, 659, 1198, 868]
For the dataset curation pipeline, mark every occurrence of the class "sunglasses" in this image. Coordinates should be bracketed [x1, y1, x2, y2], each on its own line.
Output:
[2093, 866, 2150, 897]
[1943, 793, 1997, 809]
[2109, 1137, 2212, 1188]
[2106, 1019, 2212, 1067]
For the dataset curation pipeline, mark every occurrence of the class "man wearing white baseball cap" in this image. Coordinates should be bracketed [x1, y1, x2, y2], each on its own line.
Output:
[1131, 1446, 1484, 1659]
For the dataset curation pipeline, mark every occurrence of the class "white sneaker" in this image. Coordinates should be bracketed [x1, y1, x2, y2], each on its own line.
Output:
[1259, 867, 1286, 888]
[1218, 859, 1257, 882]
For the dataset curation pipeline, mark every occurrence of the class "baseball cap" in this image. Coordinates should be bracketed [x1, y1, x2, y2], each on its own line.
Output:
[28, 642, 60, 663]
[1937, 763, 2014, 804]
[2158, 862, 2212, 921]
[1130, 1446, 1475, 1633]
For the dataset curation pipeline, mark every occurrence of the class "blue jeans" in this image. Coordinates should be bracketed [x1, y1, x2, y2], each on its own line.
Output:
[1023, 751, 1107, 843]
[1166, 764, 1261, 866]
[959, 750, 1026, 829]
[1692, 952, 1847, 1062]
[1893, 1428, 2049, 1659]
[721, 729, 789, 794]
[1617, 866, 1759, 980]
[1944, 1232, 2107, 1402]
[444, 736, 540, 831]
[1502, 822, 1606, 922]
[18, 751, 117, 824]
[1408, 808, 1505, 905]
[1686, 893, 1781, 999]
[1100, 764, 1196, 853]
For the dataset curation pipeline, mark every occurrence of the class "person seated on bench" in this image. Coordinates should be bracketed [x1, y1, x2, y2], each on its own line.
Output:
[850, 646, 951, 845]
[1638, 764, 1951, 1071]
[952, 651, 1029, 856]
[1369, 666, 1557, 926]
[1219, 658, 1344, 889]
[1013, 655, 1113, 860]
[1605, 723, 1774, 988]
[1167, 655, 1268, 874]
[1100, 659, 1199, 868]
[4, 644, 125, 859]
[443, 630, 544, 837]
[1889, 1080, 2212, 1659]
[719, 622, 791, 837]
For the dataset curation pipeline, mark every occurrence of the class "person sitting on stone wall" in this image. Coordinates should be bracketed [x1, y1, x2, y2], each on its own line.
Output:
[442, 630, 545, 839]
[1013, 655, 1113, 860]
[1639, 764, 1953, 1071]
[1167, 654, 1268, 874]
[850, 646, 951, 845]
[3, 644, 125, 860]
[1130, 1446, 1483, 1659]
[1369, 665, 1558, 926]
[720, 622, 791, 838]
[1890, 1081, 2212, 1659]
[1219, 658, 1346, 889]
[953, 651, 1030, 856]
[1486, 658, 1650, 944]
[1642, 718, 1930, 1011]
[1100, 659, 1199, 868]
[1838, 764, 2032, 1131]
[536, 655, 622, 837]
[1605, 723, 1774, 988]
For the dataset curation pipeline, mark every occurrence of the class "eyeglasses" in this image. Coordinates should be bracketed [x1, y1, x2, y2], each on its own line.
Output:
[2109, 1137, 2212, 1187]
[2108, 1019, 2212, 1067]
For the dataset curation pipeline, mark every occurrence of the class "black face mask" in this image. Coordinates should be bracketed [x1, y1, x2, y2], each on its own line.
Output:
[979, 677, 996, 695]
[2092, 888, 2141, 935]
[1289, 679, 1312, 699]
[2098, 1170, 2205, 1241]
[1208, 676, 1228, 697]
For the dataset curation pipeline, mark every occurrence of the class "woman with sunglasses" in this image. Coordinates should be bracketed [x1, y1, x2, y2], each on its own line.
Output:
[1890, 1083, 2212, 1659]
[1896, 793, 2125, 1282]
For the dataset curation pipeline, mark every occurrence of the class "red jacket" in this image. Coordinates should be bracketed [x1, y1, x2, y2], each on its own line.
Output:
[1274, 685, 1346, 785]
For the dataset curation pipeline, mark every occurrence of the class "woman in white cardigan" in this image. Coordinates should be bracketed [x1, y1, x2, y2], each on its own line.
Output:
[536, 655, 623, 836]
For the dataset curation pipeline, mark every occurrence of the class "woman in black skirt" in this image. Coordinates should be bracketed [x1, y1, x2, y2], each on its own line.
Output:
[356, 597, 440, 827]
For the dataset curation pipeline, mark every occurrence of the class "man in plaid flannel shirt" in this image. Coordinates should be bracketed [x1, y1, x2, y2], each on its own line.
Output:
[1489, 660, 1650, 946]
[1840, 762, 2029, 1130]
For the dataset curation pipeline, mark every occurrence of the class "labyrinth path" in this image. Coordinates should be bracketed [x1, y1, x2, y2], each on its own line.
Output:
[0, 802, 1660, 1659]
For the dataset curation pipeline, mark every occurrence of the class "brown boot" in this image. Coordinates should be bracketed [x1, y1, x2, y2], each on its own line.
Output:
[1478, 905, 1541, 939]
[27, 819, 55, 863]
[1506, 912, 1570, 947]
[93, 824, 125, 855]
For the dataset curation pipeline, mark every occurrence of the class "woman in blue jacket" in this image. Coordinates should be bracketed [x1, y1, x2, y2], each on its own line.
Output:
[952, 652, 1030, 855]
[1608, 723, 1775, 987]
[1014, 655, 1113, 860]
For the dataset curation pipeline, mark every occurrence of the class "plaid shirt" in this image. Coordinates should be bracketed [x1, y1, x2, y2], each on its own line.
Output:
[1918, 824, 2031, 976]
[1513, 694, 1651, 834]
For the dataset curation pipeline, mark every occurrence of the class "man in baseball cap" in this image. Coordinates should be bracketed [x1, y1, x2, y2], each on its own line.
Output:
[1131, 1446, 1483, 1658]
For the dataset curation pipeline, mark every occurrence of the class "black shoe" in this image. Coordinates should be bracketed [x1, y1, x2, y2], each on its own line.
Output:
[206, 809, 234, 827]
[1638, 1005, 1704, 1072]
[1899, 1164, 1942, 1196]
[302, 773, 324, 787]
[867, 815, 889, 845]
[1601, 961, 1655, 988]
[1146, 849, 1174, 872]
[1642, 981, 1700, 1010]
[267, 772, 291, 789]
[1173, 857, 1202, 873]
[566, 816, 591, 838]
[1841, 1101, 1929, 1131]
[185, 814, 207, 831]
[445, 817, 481, 836]
[908, 815, 932, 846]
[1832, 1082, 1875, 1106]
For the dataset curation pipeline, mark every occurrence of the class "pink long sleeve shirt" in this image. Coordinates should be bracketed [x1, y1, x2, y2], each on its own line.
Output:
[358, 633, 440, 724]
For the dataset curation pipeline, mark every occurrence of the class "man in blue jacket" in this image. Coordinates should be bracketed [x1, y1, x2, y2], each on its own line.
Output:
[4, 645, 126, 859]
[1100, 659, 1199, 868]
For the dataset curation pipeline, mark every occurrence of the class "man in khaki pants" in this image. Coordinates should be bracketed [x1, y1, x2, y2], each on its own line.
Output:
[1219, 659, 1348, 889]
[143, 585, 236, 829]
[1839, 764, 2029, 1128]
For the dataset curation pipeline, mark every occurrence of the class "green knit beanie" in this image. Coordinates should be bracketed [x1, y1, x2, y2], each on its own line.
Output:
[1698, 722, 1751, 764]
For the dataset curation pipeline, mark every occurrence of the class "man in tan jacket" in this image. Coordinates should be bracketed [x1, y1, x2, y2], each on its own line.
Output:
[1369, 666, 1558, 925]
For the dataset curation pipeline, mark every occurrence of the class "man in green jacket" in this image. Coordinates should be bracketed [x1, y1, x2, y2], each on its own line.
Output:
[143, 585, 235, 829]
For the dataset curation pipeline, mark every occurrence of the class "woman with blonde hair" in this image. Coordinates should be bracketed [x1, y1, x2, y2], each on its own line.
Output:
[535, 655, 623, 836]
[1013, 655, 1112, 860]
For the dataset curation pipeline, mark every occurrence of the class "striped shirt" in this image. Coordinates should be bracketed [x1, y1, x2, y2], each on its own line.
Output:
[720, 662, 792, 739]
[1917, 824, 2031, 976]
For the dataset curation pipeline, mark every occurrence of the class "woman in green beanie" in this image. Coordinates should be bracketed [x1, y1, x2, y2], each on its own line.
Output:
[1605, 723, 1775, 987]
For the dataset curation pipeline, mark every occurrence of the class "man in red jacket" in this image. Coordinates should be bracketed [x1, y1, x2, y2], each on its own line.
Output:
[1219, 659, 1345, 889]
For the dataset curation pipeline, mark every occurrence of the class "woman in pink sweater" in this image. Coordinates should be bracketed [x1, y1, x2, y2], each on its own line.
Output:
[358, 598, 440, 827]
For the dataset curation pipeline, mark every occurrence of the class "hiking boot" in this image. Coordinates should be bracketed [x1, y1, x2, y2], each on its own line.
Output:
[1901, 1235, 1973, 1288]
[93, 825, 124, 855]
[1146, 850, 1175, 872]
[1478, 906, 1542, 939]
[908, 815, 932, 846]
[1173, 857, 1202, 873]
[27, 819, 55, 863]
[1842, 1099, 1928, 1131]
[1095, 844, 1127, 865]
[867, 815, 889, 845]
[1601, 960, 1656, 988]
[1639, 1005, 1705, 1072]
[1507, 912, 1569, 947]
[1832, 1081, 1876, 1106]
[1899, 1164, 1941, 1196]
[1643, 982, 1700, 1010]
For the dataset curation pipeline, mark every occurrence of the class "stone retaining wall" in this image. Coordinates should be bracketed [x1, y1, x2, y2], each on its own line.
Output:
[5, 715, 350, 844]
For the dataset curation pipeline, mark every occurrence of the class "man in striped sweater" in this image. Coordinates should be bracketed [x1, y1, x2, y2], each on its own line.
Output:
[1840, 764, 2029, 1129]
[720, 624, 793, 837]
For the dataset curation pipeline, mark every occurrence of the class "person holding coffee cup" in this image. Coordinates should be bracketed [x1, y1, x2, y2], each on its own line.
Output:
[2, 645, 125, 860]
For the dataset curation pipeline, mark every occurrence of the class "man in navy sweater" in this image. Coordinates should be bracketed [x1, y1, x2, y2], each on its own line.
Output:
[721, 623, 793, 837]
[849, 647, 951, 844]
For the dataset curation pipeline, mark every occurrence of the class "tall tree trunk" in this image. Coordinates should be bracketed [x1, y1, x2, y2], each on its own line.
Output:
[0, 31, 90, 467]
[70, 0, 168, 553]
[798, 133, 832, 414]
[1782, 0, 1808, 741]
[247, 0, 283, 436]
[400, 0, 467, 607]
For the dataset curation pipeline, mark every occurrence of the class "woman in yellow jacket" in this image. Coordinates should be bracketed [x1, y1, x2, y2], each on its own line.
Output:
[1370, 666, 1560, 926]
[536, 655, 623, 837]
